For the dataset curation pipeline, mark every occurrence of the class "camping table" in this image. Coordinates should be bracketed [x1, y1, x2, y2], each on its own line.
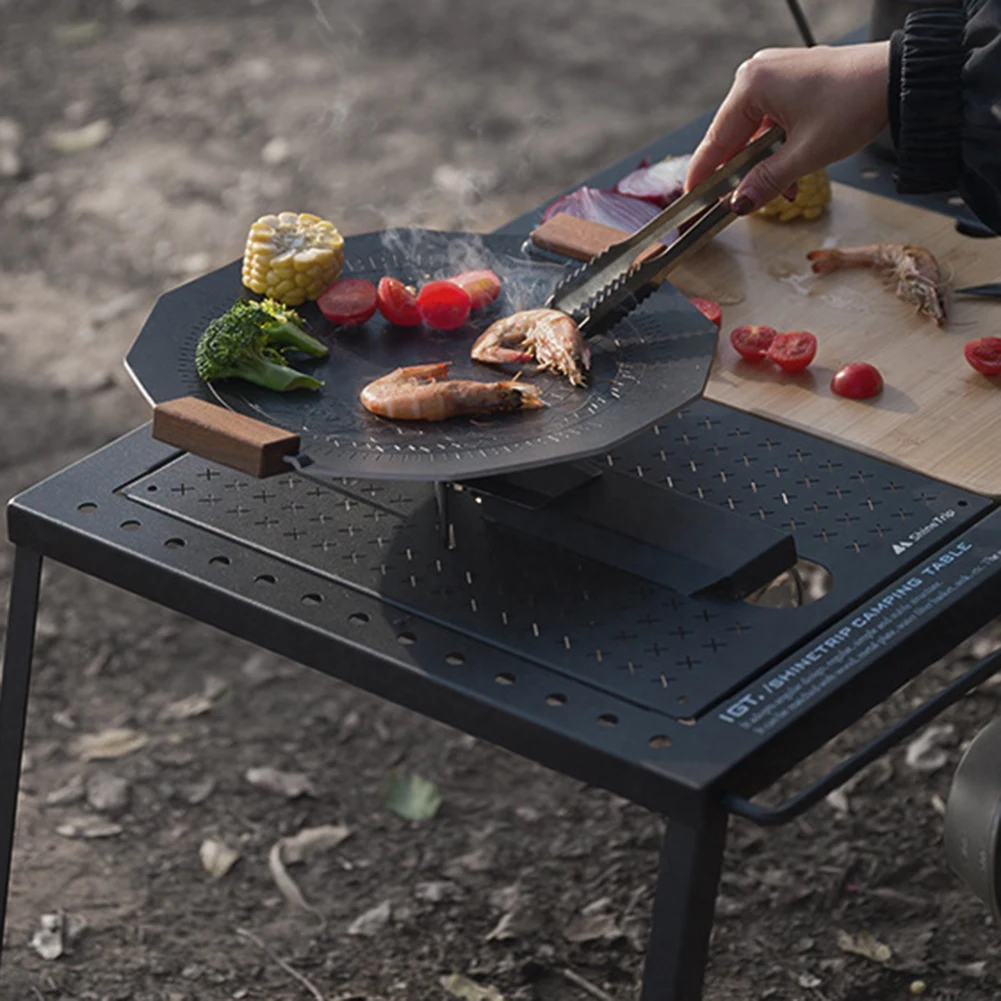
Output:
[4, 110, 1001, 1001]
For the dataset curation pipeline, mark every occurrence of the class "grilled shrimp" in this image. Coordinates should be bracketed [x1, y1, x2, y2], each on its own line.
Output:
[360, 362, 545, 422]
[471, 308, 591, 387]
[807, 243, 948, 325]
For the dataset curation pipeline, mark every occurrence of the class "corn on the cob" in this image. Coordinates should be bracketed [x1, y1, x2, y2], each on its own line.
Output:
[755, 169, 831, 222]
[241, 211, 344, 306]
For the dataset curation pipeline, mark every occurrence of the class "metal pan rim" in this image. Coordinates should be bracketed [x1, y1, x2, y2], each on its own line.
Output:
[944, 717, 1001, 926]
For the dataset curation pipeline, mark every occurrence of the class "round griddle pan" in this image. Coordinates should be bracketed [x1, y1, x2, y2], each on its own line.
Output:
[126, 229, 717, 482]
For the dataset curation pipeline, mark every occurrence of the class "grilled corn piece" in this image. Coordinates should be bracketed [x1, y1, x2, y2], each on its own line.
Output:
[755, 169, 831, 222]
[241, 211, 344, 306]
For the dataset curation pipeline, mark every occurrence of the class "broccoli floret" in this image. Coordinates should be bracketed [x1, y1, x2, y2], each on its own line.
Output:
[257, 298, 329, 357]
[195, 300, 328, 392]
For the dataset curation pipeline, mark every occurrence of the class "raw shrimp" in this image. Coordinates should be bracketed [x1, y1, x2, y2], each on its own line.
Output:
[807, 243, 948, 325]
[360, 362, 545, 422]
[471, 308, 591, 387]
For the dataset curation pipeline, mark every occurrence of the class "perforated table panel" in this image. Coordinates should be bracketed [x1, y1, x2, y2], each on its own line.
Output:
[122, 399, 989, 719]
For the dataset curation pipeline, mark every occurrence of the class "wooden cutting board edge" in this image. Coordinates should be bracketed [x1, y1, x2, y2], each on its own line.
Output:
[674, 182, 1001, 500]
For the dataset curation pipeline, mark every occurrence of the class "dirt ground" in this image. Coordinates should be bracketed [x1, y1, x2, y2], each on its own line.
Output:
[2, 1, 1001, 999]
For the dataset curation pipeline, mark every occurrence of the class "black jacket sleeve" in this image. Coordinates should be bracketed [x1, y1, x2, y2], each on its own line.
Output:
[888, 0, 1001, 233]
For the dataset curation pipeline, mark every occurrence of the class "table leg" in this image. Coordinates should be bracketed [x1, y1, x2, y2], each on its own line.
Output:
[0, 547, 43, 966]
[640, 803, 728, 1001]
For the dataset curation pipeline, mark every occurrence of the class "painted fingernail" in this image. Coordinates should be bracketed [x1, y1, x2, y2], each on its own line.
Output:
[730, 192, 757, 216]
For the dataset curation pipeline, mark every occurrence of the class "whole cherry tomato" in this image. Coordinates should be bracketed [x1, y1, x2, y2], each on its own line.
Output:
[831, 362, 883, 399]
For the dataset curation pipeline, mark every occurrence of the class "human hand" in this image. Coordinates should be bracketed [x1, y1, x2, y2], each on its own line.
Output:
[685, 42, 891, 215]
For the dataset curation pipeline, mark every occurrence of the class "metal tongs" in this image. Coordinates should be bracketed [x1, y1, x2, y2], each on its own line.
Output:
[546, 124, 786, 335]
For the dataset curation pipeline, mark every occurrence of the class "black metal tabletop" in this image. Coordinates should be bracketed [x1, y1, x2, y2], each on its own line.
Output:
[9, 388, 1001, 826]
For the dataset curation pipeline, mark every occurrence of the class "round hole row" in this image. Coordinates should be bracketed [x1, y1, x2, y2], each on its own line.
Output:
[496, 679, 675, 745]
[345, 612, 466, 665]
[98, 508, 676, 745]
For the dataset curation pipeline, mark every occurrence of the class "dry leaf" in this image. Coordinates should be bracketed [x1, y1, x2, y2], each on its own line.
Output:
[414, 880, 460, 904]
[160, 694, 213, 721]
[385, 771, 441, 822]
[160, 677, 227, 721]
[824, 760, 891, 815]
[245, 766, 316, 799]
[837, 930, 892, 964]
[825, 789, 850, 814]
[85, 772, 129, 814]
[905, 725, 954, 773]
[441, 973, 504, 1001]
[45, 774, 85, 806]
[281, 824, 351, 864]
[57, 817, 123, 839]
[241, 652, 291, 686]
[564, 910, 621, 943]
[798, 973, 822, 989]
[486, 907, 540, 942]
[73, 728, 147, 761]
[200, 838, 240, 880]
[951, 960, 987, 979]
[203, 675, 228, 699]
[52, 710, 76, 730]
[0, 117, 23, 147]
[489, 884, 519, 912]
[30, 913, 86, 960]
[347, 900, 392, 937]
[446, 847, 494, 875]
[268, 824, 351, 912]
[180, 778, 216, 805]
[47, 119, 113, 153]
[30, 914, 65, 960]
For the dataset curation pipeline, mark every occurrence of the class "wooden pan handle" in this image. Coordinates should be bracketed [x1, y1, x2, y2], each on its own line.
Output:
[530, 212, 665, 265]
[152, 396, 300, 478]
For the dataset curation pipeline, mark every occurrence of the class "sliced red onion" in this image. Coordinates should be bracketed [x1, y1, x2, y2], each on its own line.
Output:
[541, 186, 664, 232]
[614, 155, 692, 208]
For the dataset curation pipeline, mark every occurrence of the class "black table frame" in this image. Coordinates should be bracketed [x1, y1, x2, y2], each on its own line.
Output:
[4, 94, 1001, 1001]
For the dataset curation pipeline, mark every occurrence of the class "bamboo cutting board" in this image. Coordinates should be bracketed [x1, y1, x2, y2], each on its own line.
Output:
[662, 182, 1001, 496]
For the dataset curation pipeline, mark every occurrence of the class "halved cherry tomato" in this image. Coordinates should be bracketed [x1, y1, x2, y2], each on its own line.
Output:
[831, 362, 883, 399]
[416, 280, 472, 331]
[767, 331, 817, 373]
[730, 325, 777, 362]
[964, 337, 1001, 377]
[448, 269, 501, 311]
[376, 276, 421, 326]
[317, 278, 378, 326]
[689, 297, 722, 330]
